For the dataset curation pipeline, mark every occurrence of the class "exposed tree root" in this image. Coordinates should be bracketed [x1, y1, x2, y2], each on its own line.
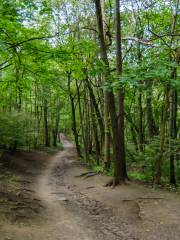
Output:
[85, 186, 95, 189]
[104, 178, 129, 188]
[84, 172, 98, 178]
[137, 197, 164, 200]
[122, 197, 164, 202]
[75, 171, 94, 177]
[135, 201, 143, 220]
[17, 188, 35, 193]
[75, 171, 99, 178]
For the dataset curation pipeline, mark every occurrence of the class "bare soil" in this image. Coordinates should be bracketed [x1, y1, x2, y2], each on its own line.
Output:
[0, 139, 180, 240]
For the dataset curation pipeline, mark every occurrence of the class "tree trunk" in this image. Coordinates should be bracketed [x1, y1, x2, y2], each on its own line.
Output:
[83, 87, 90, 163]
[138, 91, 144, 152]
[52, 100, 61, 147]
[67, 74, 81, 157]
[168, 0, 179, 184]
[84, 74, 104, 143]
[94, 0, 127, 184]
[99, 0, 111, 170]
[115, 0, 127, 180]
[94, 0, 115, 177]
[44, 99, 50, 147]
[146, 80, 158, 139]
[155, 90, 168, 185]
[89, 87, 101, 165]
[131, 125, 139, 152]
[103, 91, 111, 170]
[169, 69, 177, 184]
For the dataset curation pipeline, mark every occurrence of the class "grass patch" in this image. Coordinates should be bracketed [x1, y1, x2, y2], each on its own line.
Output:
[129, 172, 152, 182]
[92, 165, 103, 173]
[37, 143, 64, 154]
[0, 172, 19, 184]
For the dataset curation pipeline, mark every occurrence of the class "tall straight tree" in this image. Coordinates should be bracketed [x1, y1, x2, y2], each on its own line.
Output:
[115, 0, 128, 180]
[168, 0, 179, 184]
[99, 0, 111, 170]
[94, 0, 127, 185]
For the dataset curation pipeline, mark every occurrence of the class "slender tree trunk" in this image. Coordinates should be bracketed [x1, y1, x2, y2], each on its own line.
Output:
[83, 87, 90, 163]
[131, 125, 139, 152]
[103, 91, 111, 170]
[75, 79, 87, 158]
[15, 66, 22, 112]
[138, 91, 144, 152]
[115, 0, 127, 180]
[99, 0, 111, 170]
[84, 74, 104, 142]
[44, 99, 50, 147]
[155, 90, 168, 184]
[52, 111, 60, 147]
[67, 74, 81, 157]
[94, 0, 114, 174]
[168, 0, 179, 184]
[97, 77, 105, 151]
[169, 67, 177, 184]
[95, 0, 127, 184]
[146, 80, 158, 139]
[136, 40, 144, 152]
[52, 100, 61, 147]
[91, 100, 101, 165]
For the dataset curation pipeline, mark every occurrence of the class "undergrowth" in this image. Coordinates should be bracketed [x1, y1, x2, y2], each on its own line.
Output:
[0, 172, 19, 185]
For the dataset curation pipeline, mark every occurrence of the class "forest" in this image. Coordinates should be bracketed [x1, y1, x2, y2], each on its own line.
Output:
[1, 0, 179, 185]
[0, 0, 180, 239]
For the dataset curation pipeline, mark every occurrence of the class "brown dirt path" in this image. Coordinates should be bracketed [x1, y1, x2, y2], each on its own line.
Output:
[0, 139, 180, 240]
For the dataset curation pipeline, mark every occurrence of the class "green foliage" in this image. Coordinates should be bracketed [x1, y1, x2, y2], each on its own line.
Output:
[127, 137, 180, 184]
[0, 112, 35, 149]
[0, 172, 19, 184]
[128, 172, 151, 182]
[92, 164, 103, 173]
[0, 0, 179, 187]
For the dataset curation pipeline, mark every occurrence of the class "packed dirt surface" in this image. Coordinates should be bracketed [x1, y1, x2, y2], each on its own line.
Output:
[0, 138, 180, 240]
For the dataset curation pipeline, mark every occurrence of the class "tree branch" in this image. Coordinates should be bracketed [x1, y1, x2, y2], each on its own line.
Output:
[122, 36, 156, 46]
[5, 33, 59, 49]
[0, 63, 12, 71]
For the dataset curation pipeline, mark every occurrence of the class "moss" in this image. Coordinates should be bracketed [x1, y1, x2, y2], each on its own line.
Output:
[0, 173, 19, 184]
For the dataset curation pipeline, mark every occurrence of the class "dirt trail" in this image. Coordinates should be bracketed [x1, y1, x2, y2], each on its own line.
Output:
[0, 139, 180, 240]
[37, 140, 74, 204]
[0, 140, 136, 240]
[35, 140, 102, 240]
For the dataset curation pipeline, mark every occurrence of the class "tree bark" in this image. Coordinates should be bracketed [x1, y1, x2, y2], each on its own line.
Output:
[115, 0, 127, 180]
[94, 0, 115, 178]
[168, 0, 179, 184]
[44, 99, 50, 147]
[138, 91, 144, 152]
[155, 90, 168, 185]
[90, 99, 101, 165]
[146, 80, 158, 139]
[99, 0, 111, 170]
[169, 68, 177, 184]
[84, 74, 104, 142]
[94, 0, 127, 184]
[67, 74, 81, 157]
